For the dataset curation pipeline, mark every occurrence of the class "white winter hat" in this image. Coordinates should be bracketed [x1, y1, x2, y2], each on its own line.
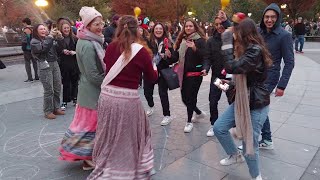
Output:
[79, 6, 102, 27]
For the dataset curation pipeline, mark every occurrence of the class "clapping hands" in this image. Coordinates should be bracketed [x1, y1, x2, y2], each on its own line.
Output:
[63, 49, 76, 56]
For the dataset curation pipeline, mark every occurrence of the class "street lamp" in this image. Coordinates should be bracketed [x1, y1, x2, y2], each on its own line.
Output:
[248, 13, 252, 17]
[281, 4, 287, 9]
[35, 0, 48, 7]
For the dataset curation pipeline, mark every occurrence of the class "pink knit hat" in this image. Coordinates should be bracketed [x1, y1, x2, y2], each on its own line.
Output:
[79, 6, 102, 27]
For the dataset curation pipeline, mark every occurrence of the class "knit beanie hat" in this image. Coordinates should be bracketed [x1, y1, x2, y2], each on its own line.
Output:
[79, 6, 102, 27]
[232, 12, 246, 25]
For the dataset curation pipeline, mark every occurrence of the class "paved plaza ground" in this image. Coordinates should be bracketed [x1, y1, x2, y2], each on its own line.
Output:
[0, 43, 320, 179]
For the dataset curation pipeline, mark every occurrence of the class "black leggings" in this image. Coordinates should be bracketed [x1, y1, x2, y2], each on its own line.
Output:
[181, 76, 203, 122]
[143, 76, 171, 116]
[61, 69, 79, 103]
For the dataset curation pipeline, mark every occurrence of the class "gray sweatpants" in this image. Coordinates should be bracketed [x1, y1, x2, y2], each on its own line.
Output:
[39, 61, 62, 115]
[24, 51, 38, 80]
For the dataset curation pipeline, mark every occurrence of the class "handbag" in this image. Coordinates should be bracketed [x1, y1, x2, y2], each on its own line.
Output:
[39, 60, 50, 70]
[160, 67, 180, 90]
[0, 60, 6, 69]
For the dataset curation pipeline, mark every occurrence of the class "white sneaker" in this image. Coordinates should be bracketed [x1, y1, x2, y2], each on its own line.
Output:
[149, 168, 156, 176]
[206, 126, 214, 137]
[184, 123, 193, 133]
[160, 116, 172, 126]
[252, 174, 262, 180]
[61, 102, 67, 111]
[191, 111, 206, 122]
[220, 152, 245, 166]
[146, 107, 154, 116]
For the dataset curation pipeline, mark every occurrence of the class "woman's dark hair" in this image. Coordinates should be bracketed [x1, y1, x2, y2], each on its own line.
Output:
[149, 22, 169, 48]
[174, 19, 206, 50]
[22, 18, 31, 25]
[138, 26, 150, 41]
[44, 19, 53, 31]
[32, 24, 45, 41]
[233, 18, 272, 67]
[114, 15, 139, 61]
[212, 16, 222, 34]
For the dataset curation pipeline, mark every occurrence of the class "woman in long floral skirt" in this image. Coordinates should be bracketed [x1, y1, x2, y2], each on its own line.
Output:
[87, 15, 158, 180]
[59, 7, 106, 170]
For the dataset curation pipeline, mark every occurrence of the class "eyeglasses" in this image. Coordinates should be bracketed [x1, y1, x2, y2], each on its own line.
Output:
[92, 22, 106, 27]
[264, 15, 277, 20]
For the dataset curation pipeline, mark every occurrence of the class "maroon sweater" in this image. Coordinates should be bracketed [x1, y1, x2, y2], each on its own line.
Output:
[104, 42, 158, 89]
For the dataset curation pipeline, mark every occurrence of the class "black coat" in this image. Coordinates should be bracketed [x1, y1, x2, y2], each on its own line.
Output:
[173, 38, 206, 73]
[57, 36, 79, 74]
[203, 19, 231, 78]
[148, 39, 177, 71]
[203, 32, 225, 79]
[223, 44, 270, 110]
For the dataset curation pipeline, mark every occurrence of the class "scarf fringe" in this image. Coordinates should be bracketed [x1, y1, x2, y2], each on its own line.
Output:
[234, 74, 254, 155]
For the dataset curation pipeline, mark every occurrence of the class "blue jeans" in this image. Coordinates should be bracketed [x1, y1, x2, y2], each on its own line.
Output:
[261, 83, 275, 142]
[295, 35, 305, 52]
[213, 103, 269, 178]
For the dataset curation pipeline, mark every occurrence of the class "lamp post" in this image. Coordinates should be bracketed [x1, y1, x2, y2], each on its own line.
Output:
[35, 0, 48, 7]
[281, 4, 287, 9]
[35, 0, 49, 21]
[280, 4, 288, 19]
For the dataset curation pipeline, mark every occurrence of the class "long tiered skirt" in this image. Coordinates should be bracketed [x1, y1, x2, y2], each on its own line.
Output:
[87, 85, 154, 180]
[59, 105, 97, 161]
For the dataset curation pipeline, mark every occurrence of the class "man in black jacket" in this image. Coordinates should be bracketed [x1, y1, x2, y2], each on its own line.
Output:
[22, 18, 39, 82]
[294, 17, 306, 53]
[202, 11, 231, 137]
[103, 14, 119, 46]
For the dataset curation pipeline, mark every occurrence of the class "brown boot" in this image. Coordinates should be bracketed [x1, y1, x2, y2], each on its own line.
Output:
[54, 109, 65, 115]
[45, 113, 56, 119]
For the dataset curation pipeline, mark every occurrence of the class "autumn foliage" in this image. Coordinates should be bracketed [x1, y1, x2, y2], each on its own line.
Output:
[0, 0, 41, 27]
[111, 0, 187, 21]
[262, 0, 317, 18]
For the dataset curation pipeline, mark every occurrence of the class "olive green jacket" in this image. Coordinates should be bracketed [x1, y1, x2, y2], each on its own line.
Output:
[76, 39, 105, 110]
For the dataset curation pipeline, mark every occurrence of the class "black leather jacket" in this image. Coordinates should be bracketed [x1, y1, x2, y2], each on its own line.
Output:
[223, 44, 270, 110]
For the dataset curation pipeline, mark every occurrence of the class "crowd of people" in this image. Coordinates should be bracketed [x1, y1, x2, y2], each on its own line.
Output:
[16, 2, 296, 180]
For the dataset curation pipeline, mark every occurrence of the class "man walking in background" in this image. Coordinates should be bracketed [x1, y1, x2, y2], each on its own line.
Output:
[22, 18, 38, 82]
[294, 17, 306, 53]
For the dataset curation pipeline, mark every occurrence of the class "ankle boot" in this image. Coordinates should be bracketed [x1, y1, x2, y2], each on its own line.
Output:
[45, 113, 56, 119]
[54, 109, 65, 115]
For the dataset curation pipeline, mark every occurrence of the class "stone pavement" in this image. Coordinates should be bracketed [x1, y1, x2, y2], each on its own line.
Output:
[0, 46, 23, 57]
[0, 43, 320, 180]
